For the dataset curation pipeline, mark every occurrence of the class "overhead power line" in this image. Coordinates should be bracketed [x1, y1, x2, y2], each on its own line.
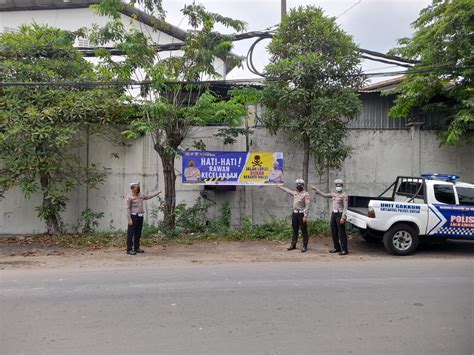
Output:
[360, 55, 413, 68]
[360, 48, 419, 65]
[78, 30, 275, 57]
[1, 65, 472, 88]
[336, 0, 362, 19]
[76, 29, 418, 68]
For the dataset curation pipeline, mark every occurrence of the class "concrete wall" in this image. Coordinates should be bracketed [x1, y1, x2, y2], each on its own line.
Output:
[1, 127, 473, 234]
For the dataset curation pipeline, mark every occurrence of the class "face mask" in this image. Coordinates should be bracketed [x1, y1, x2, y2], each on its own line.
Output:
[296, 186, 303, 191]
[335, 186, 343, 192]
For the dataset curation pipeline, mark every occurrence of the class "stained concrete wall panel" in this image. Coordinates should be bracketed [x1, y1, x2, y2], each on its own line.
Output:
[1, 188, 44, 234]
[0, 187, 81, 235]
[419, 131, 474, 181]
[344, 130, 414, 197]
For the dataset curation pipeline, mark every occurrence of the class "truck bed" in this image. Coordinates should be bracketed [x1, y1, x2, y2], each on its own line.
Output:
[348, 195, 393, 216]
[348, 206, 368, 216]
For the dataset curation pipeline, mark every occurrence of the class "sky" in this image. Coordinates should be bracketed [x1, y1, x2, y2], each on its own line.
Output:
[160, 0, 431, 82]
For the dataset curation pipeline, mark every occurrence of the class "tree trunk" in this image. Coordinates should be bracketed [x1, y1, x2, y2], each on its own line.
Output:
[302, 135, 310, 186]
[159, 152, 177, 230]
[40, 175, 60, 235]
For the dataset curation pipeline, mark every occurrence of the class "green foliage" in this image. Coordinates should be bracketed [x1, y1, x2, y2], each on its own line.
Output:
[79, 209, 105, 234]
[175, 198, 212, 233]
[144, 197, 211, 238]
[214, 127, 253, 145]
[0, 24, 129, 234]
[262, 6, 364, 175]
[220, 203, 231, 228]
[145, 198, 228, 237]
[229, 216, 292, 240]
[389, 0, 474, 144]
[206, 202, 231, 233]
[307, 218, 331, 236]
[221, 216, 330, 241]
[90, 3, 250, 229]
[141, 222, 162, 236]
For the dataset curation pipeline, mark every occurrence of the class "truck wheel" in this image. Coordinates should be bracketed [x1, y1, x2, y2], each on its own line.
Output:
[383, 224, 419, 256]
[360, 229, 382, 243]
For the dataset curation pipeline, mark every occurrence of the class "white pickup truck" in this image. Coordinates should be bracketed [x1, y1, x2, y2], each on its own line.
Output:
[346, 174, 474, 255]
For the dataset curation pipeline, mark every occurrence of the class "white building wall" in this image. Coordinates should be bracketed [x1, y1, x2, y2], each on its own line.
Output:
[0, 7, 227, 77]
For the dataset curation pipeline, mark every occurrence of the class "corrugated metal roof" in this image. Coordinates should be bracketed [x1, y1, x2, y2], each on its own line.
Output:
[360, 76, 404, 93]
[0, 0, 100, 9]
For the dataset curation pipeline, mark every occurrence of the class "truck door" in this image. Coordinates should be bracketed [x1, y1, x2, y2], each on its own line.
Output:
[451, 186, 474, 238]
[428, 185, 474, 238]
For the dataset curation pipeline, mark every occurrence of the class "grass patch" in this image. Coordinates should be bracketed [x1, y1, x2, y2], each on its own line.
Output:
[163, 217, 331, 243]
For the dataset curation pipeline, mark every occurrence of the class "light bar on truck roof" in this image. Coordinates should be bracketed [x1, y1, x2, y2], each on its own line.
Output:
[421, 173, 460, 182]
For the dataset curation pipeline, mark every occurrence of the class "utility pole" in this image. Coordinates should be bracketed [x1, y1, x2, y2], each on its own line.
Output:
[281, 0, 286, 21]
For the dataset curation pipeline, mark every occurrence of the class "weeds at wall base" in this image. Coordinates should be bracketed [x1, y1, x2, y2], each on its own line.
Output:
[2, 218, 332, 249]
[9, 198, 332, 248]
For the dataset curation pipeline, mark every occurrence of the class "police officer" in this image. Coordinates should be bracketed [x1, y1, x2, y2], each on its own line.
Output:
[125, 182, 161, 255]
[312, 179, 349, 255]
[277, 179, 311, 252]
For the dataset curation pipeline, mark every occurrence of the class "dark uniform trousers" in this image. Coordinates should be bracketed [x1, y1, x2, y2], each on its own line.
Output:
[330, 212, 348, 252]
[291, 212, 309, 247]
[127, 214, 144, 251]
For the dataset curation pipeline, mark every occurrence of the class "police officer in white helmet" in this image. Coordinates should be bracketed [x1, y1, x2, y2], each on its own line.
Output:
[277, 179, 311, 252]
[312, 179, 349, 255]
[125, 182, 161, 255]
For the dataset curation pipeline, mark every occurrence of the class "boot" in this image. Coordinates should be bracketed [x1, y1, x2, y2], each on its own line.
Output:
[287, 244, 296, 250]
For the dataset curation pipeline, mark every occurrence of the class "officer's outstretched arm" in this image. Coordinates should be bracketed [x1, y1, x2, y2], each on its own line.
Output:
[311, 185, 332, 198]
[277, 184, 294, 195]
[143, 191, 162, 200]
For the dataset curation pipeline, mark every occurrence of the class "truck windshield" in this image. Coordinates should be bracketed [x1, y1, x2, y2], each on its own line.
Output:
[433, 185, 456, 204]
[456, 187, 474, 206]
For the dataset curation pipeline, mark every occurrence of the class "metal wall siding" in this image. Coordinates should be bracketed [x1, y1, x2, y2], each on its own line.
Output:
[348, 93, 412, 130]
[258, 92, 444, 130]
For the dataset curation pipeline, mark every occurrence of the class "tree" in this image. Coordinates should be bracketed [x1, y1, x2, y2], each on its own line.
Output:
[389, 0, 473, 144]
[262, 6, 365, 183]
[0, 24, 129, 234]
[91, 2, 251, 229]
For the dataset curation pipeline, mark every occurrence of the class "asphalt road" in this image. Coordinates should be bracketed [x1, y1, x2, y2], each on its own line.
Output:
[1, 260, 472, 355]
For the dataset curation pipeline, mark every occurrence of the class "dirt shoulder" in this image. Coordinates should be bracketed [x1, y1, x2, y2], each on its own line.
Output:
[1, 234, 473, 270]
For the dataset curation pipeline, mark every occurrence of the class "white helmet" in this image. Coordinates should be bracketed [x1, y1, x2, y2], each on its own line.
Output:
[334, 179, 344, 185]
[295, 179, 305, 186]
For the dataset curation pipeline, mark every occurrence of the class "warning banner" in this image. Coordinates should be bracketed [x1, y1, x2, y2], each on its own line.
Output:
[181, 151, 284, 185]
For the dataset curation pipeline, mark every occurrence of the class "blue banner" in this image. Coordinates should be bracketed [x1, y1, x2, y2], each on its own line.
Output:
[181, 151, 284, 185]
